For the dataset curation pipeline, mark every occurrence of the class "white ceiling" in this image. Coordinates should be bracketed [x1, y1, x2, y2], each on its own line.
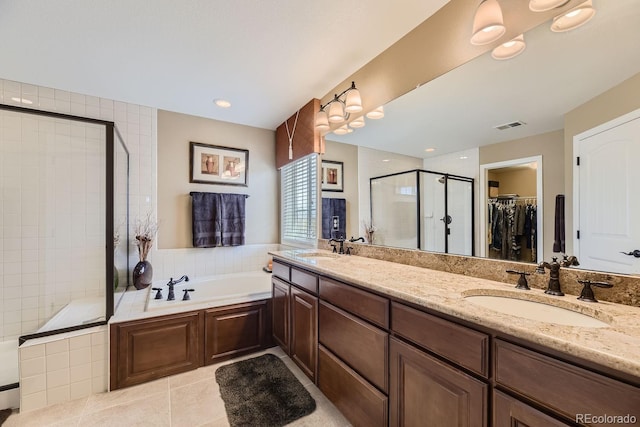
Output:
[0, 0, 448, 130]
[331, 0, 640, 158]
[1, 1, 638, 159]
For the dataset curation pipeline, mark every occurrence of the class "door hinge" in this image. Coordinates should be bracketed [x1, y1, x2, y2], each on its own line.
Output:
[576, 156, 580, 166]
[577, 230, 580, 239]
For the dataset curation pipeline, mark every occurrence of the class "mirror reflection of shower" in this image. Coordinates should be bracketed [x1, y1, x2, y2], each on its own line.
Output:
[370, 169, 474, 255]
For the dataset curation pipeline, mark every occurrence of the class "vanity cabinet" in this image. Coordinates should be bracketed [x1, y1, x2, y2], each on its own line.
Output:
[271, 261, 318, 381]
[390, 337, 488, 427]
[493, 390, 570, 427]
[389, 302, 489, 427]
[494, 339, 640, 425]
[317, 277, 390, 426]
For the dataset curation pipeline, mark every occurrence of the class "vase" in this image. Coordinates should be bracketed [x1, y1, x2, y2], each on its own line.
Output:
[133, 260, 153, 290]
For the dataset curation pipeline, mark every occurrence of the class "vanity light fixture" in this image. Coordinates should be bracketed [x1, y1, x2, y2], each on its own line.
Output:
[528, 0, 570, 12]
[470, 0, 506, 45]
[491, 34, 526, 60]
[366, 106, 385, 119]
[315, 81, 362, 129]
[349, 116, 366, 128]
[550, 0, 595, 32]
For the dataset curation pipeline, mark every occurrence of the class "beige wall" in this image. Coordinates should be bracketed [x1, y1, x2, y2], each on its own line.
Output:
[480, 130, 564, 260]
[323, 140, 359, 239]
[488, 167, 537, 197]
[157, 110, 278, 249]
[563, 72, 640, 254]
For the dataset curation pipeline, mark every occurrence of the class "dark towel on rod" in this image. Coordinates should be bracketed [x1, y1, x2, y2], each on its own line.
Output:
[190, 192, 248, 248]
[553, 194, 565, 253]
[321, 198, 346, 239]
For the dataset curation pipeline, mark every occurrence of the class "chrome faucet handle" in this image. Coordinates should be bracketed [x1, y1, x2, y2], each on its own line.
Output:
[577, 280, 613, 303]
[506, 270, 531, 290]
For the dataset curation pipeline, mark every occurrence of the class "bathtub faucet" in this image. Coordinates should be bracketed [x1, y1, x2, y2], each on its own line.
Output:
[166, 275, 189, 301]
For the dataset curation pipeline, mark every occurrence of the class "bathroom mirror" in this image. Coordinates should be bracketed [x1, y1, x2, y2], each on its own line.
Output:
[324, 0, 640, 274]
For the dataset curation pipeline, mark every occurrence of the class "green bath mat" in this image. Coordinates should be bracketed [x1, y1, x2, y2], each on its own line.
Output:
[215, 353, 316, 426]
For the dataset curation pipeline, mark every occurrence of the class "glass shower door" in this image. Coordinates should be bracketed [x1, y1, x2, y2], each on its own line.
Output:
[370, 171, 418, 249]
[447, 177, 473, 256]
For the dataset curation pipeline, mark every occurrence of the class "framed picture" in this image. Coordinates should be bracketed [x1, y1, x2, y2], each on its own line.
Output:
[321, 160, 344, 192]
[190, 142, 249, 186]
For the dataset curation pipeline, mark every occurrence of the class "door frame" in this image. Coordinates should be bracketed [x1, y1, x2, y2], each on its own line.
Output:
[572, 107, 640, 263]
[479, 155, 543, 262]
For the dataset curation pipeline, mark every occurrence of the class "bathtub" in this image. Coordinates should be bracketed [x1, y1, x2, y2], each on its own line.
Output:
[145, 270, 272, 312]
[37, 297, 106, 333]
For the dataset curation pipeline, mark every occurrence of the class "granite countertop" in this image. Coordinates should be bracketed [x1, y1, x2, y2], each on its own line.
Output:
[270, 249, 640, 379]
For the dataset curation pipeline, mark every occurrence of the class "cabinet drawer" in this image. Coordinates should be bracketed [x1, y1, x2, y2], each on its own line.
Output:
[391, 302, 488, 377]
[291, 267, 318, 294]
[318, 345, 388, 427]
[319, 301, 388, 392]
[272, 260, 290, 281]
[319, 277, 389, 329]
[494, 339, 640, 420]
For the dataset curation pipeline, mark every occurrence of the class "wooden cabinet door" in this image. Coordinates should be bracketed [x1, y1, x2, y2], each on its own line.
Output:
[204, 300, 272, 365]
[111, 311, 202, 390]
[272, 278, 290, 353]
[390, 337, 488, 427]
[290, 286, 317, 382]
[493, 390, 570, 427]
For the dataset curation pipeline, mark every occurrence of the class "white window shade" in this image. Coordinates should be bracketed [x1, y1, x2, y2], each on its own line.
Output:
[281, 154, 318, 247]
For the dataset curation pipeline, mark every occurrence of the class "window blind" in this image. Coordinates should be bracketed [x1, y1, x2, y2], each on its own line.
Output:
[281, 154, 317, 246]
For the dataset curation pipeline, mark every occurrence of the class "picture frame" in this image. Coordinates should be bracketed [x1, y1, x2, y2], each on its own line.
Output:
[321, 160, 344, 192]
[190, 142, 249, 186]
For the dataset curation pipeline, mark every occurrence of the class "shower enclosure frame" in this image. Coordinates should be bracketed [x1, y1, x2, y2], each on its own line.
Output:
[369, 169, 475, 254]
[0, 103, 125, 346]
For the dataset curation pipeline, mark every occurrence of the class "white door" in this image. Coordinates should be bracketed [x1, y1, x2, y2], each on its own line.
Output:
[576, 113, 640, 274]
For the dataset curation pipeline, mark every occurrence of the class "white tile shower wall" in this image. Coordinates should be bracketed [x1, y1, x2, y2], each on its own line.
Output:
[0, 78, 156, 340]
[18, 327, 107, 412]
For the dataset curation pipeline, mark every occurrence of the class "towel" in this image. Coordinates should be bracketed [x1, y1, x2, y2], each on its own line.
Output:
[553, 194, 565, 253]
[191, 192, 248, 247]
[321, 198, 346, 239]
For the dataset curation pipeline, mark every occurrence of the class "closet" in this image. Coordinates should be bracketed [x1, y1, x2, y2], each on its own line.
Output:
[487, 196, 537, 262]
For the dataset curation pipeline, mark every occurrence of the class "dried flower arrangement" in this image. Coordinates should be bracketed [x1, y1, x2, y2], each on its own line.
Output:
[362, 220, 376, 244]
[133, 212, 158, 261]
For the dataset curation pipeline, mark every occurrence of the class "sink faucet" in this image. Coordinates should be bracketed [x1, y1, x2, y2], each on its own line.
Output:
[166, 275, 189, 301]
[535, 256, 579, 296]
[328, 238, 345, 254]
[536, 257, 564, 296]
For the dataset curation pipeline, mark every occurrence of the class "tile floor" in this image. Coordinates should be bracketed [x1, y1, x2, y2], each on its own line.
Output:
[3, 346, 352, 427]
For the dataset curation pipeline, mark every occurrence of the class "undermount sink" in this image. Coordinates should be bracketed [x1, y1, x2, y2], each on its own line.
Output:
[295, 252, 340, 259]
[464, 295, 610, 328]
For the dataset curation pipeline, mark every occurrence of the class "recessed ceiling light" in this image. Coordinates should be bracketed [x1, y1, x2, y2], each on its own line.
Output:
[382, 159, 391, 162]
[214, 99, 231, 108]
[425, 148, 436, 152]
[11, 97, 33, 105]
[459, 156, 469, 160]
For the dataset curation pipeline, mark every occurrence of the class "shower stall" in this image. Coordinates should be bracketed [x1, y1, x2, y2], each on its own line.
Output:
[370, 169, 474, 255]
[0, 104, 129, 392]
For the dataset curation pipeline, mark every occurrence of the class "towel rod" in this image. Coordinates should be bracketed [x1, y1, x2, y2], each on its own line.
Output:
[189, 192, 249, 198]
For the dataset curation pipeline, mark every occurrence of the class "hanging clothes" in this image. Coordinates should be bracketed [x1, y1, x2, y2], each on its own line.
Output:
[488, 197, 537, 262]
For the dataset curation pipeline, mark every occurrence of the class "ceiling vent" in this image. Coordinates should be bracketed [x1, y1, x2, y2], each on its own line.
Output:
[494, 121, 526, 130]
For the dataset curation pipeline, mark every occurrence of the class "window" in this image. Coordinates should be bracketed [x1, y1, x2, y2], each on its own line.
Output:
[281, 154, 318, 247]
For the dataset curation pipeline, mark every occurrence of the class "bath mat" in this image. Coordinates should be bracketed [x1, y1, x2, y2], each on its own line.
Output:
[0, 409, 13, 425]
[215, 353, 316, 426]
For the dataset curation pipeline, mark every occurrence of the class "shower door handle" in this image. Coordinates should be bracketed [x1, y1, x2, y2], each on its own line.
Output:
[440, 215, 452, 225]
